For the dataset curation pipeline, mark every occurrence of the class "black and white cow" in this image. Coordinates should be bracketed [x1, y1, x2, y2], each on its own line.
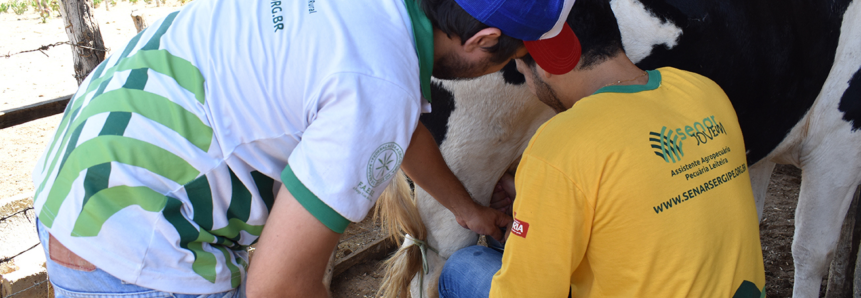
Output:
[383, 0, 861, 297]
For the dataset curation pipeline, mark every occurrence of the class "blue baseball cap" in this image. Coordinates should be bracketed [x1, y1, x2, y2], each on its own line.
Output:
[455, 0, 581, 74]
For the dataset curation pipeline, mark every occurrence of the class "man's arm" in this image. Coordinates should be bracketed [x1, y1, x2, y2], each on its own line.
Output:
[401, 122, 512, 241]
[490, 155, 590, 297]
[246, 184, 341, 298]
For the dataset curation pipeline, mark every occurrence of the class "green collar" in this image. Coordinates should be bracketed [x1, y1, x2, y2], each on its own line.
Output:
[593, 69, 662, 95]
[402, 0, 434, 102]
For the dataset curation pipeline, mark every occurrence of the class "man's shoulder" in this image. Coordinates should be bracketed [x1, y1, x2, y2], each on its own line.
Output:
[657, 67, 726, 94]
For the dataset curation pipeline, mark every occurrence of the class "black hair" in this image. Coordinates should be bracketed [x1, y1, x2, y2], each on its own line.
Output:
[522, 0, 624, 70]
[419, 0, 523, 64]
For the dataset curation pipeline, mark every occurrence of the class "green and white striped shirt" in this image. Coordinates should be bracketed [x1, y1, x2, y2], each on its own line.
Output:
[33, 0, 432, 293]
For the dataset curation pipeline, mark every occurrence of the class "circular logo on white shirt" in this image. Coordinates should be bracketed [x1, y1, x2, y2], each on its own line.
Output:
[367, 142, 404, 187]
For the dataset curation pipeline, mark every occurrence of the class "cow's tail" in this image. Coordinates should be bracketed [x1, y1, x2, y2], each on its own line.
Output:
[375, 170, 427, 298]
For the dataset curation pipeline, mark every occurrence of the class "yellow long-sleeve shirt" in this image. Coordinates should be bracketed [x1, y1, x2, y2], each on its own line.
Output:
[490, 68, 765, 298]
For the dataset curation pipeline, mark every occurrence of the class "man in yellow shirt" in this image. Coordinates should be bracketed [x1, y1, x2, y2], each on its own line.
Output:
[437, 0, 766, 297]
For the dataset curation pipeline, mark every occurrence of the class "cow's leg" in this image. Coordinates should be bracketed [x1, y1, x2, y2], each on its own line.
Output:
[413, 187, 479, 298]
[791, 160, 861, 297]
[409, 246, 448, 298]
[748, 160, 776, 221]
[790, 1, 861, 295]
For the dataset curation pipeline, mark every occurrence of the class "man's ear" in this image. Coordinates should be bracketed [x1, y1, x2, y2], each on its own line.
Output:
[534, 63, 553, 80]
[542, 66, 554, 80]
[462, 27, 502, 53]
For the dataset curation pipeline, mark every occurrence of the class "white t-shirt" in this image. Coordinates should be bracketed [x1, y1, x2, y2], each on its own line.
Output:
[32, 0, 431, 293]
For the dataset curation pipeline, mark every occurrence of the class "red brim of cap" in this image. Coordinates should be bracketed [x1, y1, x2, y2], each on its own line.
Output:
[523, 23, 581, 75]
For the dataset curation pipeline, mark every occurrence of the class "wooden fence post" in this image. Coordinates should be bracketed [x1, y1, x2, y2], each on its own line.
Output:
[131, 9, 147, 33]
[58, 0, 106, 86]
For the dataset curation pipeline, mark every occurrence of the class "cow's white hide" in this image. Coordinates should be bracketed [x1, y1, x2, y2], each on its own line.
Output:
[611, 0, 682, 64]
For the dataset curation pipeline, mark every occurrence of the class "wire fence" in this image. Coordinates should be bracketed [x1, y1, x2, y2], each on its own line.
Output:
[2, 41, 108, 59]
[0, 207, 33, 222]
[0, 205, 48, 298]
[2, 276, 49, 298]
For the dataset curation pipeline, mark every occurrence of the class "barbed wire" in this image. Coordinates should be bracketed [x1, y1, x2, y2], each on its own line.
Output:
[3, 41, 108, 58]
[0, 206, 34, 222]
[0, 207, 39, 267]
[0, 203, 46, 296]
[4, 276, 49, 297]
[0, 242, 40, 264]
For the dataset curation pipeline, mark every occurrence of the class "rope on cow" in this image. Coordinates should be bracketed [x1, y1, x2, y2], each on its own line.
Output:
[403, 233, 439, 298]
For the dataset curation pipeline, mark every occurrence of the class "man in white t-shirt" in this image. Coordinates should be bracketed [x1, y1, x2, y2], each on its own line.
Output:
[32, 0, 574, 296]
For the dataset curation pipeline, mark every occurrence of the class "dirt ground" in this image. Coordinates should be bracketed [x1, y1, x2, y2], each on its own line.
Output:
[0, 2, 819, 297]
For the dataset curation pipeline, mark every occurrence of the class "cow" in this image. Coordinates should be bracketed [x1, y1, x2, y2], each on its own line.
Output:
[377, 0, 861, 297]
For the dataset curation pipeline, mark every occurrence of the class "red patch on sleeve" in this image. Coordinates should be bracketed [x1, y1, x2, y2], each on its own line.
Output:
[511, 218, 530, 238]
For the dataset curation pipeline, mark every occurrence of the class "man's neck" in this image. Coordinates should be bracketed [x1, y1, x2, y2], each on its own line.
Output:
[584, 55, 648, 94]
[557, 54, 647, 108]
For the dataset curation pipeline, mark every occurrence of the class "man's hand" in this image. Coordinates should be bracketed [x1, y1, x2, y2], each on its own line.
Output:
[453, 202, 512, 241]
[489, 172, 516, 215]
[401, 122, 512, 240]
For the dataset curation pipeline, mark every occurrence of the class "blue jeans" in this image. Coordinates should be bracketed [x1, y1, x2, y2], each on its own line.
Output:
[37, 219, 245, 298]
[438, 245, 503, 298]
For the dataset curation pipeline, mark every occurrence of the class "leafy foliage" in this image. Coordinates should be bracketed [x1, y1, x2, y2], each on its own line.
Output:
[10, 0, 28, 15]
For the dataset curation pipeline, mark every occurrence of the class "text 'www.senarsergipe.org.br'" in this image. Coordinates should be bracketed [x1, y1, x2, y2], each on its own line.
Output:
[653, 163, 747, 214]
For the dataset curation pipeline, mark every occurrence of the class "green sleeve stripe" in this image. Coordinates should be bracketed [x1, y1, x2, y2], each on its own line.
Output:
[72, 88, 212, 151]
[39, 136, 200, 228]
[71, 185, 168, 237]
[281, 164, 350, 233]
